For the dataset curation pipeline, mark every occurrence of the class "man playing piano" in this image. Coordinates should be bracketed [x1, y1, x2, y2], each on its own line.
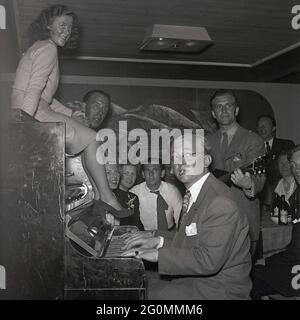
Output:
[122, 133, 252, 299]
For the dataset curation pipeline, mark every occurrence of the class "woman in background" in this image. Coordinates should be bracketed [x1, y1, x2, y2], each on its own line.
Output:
[263, 150, 296, 215]
[11, 4, 127, 216]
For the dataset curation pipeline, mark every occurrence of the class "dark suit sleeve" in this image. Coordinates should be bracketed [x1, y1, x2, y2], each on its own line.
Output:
[155, 229, 176, 240]
[134, 197, 144, 231]
[158, 197, 240, 276]
[286, 140, 295, 150]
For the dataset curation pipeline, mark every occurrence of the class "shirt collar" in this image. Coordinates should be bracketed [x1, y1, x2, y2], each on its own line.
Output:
[144, 181, 163, 193]
[266, 137, 274, 148]
[188, 172, 210, 204]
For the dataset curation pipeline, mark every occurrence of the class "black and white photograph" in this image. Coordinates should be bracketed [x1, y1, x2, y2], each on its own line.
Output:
[0, 0, 299, 309]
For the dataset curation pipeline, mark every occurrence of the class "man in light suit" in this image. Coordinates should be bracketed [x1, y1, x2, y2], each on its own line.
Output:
[122, 133, 252, 299]
[206, 90, 266, 256]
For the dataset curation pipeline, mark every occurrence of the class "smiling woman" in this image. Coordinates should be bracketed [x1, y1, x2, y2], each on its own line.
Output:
[10, 4, 131, 218]
[28, 4, 80, 50]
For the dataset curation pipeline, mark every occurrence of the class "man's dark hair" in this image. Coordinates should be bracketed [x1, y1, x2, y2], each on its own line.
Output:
[257, 114, 276, 127]
[82, 90, 111, 104]
[141, 158, 164, 171]
[277, 149, 292, 171]
[288, 144, 300, 161]
[210, 89, 238, 107]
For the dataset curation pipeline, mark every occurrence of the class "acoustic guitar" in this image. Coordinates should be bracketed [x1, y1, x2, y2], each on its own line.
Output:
[212, 154, 268, 187]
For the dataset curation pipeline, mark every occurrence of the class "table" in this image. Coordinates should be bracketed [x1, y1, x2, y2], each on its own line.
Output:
[260, 213, 293, 258]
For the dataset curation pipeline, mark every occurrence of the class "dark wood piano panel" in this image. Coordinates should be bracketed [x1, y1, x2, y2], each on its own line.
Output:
[65, 238, 146, 300]
[0, 109, 146, 299]
[0, 115, 65, 299]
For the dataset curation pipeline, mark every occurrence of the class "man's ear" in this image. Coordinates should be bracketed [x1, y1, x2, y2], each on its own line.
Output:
[235, 106, 239, 117]
[161, 169, 165, 179]
[211, 110, 216, 119]
[204, 154, 212, 168]
[141, 171, 145, 179]
[272, 126, 276, 133]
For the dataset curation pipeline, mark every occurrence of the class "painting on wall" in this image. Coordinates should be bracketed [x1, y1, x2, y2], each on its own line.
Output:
[57, 85, 274, 135]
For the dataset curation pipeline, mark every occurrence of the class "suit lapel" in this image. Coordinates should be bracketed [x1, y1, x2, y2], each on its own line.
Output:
[271, 138, 278, 154]
[186, 174, 213, 218]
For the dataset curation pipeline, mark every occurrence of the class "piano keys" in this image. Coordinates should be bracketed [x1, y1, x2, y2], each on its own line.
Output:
[65, 203, 146, 299]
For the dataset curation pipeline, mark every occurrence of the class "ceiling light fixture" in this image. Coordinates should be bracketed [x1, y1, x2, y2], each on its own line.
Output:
[140, 24, 213, 53]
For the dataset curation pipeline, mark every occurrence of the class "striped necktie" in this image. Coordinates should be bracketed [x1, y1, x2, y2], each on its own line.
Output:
[178, 189, 191, 228]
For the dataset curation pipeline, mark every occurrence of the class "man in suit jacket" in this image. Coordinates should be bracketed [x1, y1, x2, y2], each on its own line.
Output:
[206, 90, 266, 255]
[251, 145, 300, 299]
[257, 114, 295, 186]
[122, 133, 252, 299]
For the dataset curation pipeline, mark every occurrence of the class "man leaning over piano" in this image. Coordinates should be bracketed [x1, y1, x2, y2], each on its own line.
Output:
[122, 134, 252, 300]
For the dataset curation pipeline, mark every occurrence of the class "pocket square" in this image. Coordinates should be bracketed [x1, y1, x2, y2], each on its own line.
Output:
[185, 222, 198, 236]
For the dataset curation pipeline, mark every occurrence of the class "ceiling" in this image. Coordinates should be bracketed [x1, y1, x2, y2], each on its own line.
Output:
[4, 0, 300, 82]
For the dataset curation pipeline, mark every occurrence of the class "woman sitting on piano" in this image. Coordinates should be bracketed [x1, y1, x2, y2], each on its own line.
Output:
[11, 4, 129, 218]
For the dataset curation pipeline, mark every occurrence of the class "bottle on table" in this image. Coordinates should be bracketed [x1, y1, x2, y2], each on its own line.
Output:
[292, 192, 299, 224]
[272, 193, 280, 217]
[279, 195, 288, 225]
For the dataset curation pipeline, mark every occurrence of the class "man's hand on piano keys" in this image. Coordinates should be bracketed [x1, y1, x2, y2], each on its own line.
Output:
[122, 248, 158, 263]
[121, 233, 160, 251]
[120, 230, 154, 241]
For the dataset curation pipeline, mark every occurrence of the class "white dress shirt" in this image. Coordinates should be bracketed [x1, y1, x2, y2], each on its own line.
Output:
[157, 172, 210, 249]
[187, 172, 211, 212]
[130, 181, 182, 230]
[265, 137, 274, 150]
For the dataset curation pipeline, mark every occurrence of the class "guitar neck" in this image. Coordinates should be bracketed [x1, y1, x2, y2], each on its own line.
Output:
[212, 154, 267, 186]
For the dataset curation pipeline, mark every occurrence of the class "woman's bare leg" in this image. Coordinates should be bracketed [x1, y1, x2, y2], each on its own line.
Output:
[82, 139, 121, 210]
[81, 152, 100, 200]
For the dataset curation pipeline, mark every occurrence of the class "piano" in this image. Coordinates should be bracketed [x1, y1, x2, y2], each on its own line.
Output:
[1, 109, 146, 300]
[65, 203, 146, 300]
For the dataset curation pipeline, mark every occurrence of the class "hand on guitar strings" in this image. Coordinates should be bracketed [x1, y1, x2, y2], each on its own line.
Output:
[230, 168, 253, 190]
[105, 213, 115, 226]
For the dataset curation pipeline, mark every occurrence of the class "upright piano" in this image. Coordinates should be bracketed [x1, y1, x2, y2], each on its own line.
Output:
[0, 109, 146, 300]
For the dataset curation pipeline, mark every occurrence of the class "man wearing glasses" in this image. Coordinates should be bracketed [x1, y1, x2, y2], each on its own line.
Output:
[207, 89, 266, 257]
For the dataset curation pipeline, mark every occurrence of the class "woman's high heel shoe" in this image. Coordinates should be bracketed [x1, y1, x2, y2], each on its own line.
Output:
[91, 199, 133, 219]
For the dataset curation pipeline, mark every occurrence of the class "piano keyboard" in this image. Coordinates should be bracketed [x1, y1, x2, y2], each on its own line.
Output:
[105, 235, 128, 257]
